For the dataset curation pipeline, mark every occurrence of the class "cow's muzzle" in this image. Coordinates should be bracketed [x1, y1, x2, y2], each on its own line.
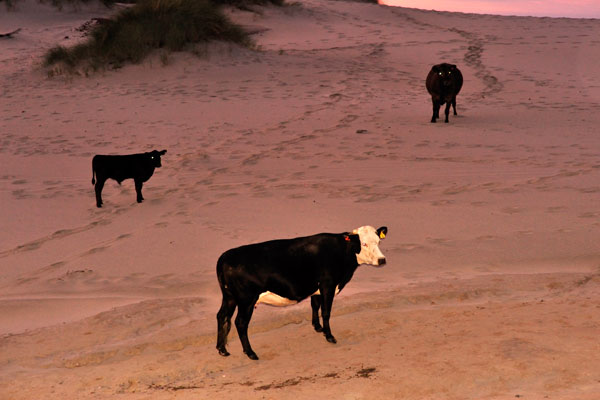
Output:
[377, 258, 386, 266]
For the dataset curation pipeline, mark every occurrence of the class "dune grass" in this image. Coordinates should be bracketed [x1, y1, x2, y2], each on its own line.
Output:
[1, 0, 19, 9]
[43, 0, 255, 72]
[212, 0, 284, 8]
[2, 0, 117, 10]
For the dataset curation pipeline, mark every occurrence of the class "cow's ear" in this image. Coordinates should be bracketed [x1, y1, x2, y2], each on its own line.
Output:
[431, 65, 440, 73]
[377, 226, 388, 239]
[159, 149, 167, 155]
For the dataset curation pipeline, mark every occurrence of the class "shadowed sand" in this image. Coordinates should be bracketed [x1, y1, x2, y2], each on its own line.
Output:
[1, 0, 600, 398]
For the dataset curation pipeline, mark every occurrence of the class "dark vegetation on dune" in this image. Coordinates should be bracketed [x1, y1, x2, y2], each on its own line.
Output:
[34, 0, 283, 73]
[1, 0, 119, 9]
[213, 0, 284, 8]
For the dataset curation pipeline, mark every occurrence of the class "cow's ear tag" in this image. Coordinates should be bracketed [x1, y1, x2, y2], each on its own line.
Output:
[379, 232, 386, 239]
[344, 235, 351, 241]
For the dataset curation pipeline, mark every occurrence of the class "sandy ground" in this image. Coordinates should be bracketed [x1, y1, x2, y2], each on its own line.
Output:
[1, 0, 600, 398]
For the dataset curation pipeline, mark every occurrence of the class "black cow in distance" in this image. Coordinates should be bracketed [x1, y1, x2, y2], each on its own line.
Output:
[426, 63, 463, 123]
[91, 149, 166, 208]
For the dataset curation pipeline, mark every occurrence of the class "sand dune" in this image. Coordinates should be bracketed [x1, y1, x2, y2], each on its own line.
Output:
[1, 0, 599, 398]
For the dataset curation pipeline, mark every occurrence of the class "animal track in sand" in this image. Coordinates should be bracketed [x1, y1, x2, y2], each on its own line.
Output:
[501, 206, 522, 214]
[517, 230, 534, 235]
[448, 29, 503, 98]
[427, 237, 453, 246]
[578, 212, 599, 219]
[476, 235, 497, 241]
[0, 219, 112, 257]
[431, 200, 454, 206]
[546, 206, 567, 213]
[397, 243, 424, 251]
[81, 246, 108, 256]
[12, 188, 32, 199]
[443, 185, 471, 195]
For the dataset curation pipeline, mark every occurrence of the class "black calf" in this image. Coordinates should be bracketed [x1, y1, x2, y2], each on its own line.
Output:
[91, 149, 166, 207]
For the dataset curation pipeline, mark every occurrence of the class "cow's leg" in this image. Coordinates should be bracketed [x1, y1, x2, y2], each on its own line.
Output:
[452, 96, 458, 115]
[444, 102, 451, 123]
[94, 177, 106, 208]
[134, 179, 144, 203]
[431, 99, 439, 123]
[311, 295, 323, 332]
[319, 288, 337, 344]
[235, 301, 259, 360]
[216, 294, 237, 357]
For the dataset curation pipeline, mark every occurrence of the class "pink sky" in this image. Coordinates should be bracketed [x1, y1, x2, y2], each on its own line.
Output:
[380, 0, 600, 18]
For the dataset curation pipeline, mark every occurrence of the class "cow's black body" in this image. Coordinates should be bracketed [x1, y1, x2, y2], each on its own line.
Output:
[426, 63, 463, 123]
[216, 232, 363, 360]
[91, 149, 166, 207]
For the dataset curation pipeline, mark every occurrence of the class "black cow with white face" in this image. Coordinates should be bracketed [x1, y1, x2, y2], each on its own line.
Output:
[91, 149, 166, 208]
[216, 225, 388, 360]
[426, 63, 463, 123]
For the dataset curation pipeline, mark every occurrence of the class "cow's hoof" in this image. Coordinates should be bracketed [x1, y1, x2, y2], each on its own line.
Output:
[96, 204, 102, 208]
[245, 351, 259, 360]
[217, 348, 230, 357]
[326, 335, 337, 344]
[313, 323, 323, 333]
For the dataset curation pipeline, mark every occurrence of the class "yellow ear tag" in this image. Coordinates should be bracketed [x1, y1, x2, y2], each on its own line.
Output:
[379, 232, 386, 239]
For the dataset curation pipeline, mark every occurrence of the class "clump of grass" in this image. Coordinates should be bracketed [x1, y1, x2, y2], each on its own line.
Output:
[44, 0, 253, 72]
[212, 0, 284, 8]
[2, 0, 117, 10]
[42, 0, 117, 9]
[1, 0, 20, 9]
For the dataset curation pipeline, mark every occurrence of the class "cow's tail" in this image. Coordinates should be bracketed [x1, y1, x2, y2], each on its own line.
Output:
[91, 157, 96, 185]
[216, 255, 227, 293]
[216, 253, 235, 297]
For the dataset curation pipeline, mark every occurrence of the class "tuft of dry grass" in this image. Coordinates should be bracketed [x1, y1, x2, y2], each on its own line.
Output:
[43, 0, 255, 72]
[2, 0, 117, 10]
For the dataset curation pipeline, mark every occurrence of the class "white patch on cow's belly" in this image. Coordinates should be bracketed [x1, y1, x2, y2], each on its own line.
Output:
[256, 291, 298, 307]
[312, 285, 341, 296]
[256, 286, 340, 307]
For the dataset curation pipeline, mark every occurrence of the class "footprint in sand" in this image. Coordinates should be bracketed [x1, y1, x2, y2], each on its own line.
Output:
[501, 206, 522, 214]
[427, 237, 453, 246]
[431, 200, 454, 206]
[82, 246, 108, 256]
[12, 189, 32, 199]
[339, 114, 359, 125]
[476, 235, 496, 241]
[578, 212, 599, 219]
[397, 243, 424, 251]
[546, 206, 567, 213]
[517, 230, 534, 235]
[443, 185, 471, 195]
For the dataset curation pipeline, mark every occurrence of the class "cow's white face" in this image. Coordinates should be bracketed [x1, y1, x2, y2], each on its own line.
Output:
[352, 225, 387, 266]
